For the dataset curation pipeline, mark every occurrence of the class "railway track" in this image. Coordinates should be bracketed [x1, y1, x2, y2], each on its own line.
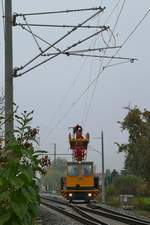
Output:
[40, 196, 109, 225]
[80, 204, 150, 225]
[40, 196, 150, 225]
[87, 203, 150, 224]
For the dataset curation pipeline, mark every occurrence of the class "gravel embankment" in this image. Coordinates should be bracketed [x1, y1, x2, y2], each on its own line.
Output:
[38, 205, 84, 225]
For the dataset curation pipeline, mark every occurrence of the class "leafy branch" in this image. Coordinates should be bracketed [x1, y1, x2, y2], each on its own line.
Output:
[0, 109, 45, 225]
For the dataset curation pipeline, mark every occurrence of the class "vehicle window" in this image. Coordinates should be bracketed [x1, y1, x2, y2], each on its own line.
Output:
[68, 165, 78, 176]
[81, 164, 92, 176]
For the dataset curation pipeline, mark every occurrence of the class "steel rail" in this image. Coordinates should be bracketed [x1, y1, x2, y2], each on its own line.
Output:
[83, 204, 150, 225]
[40, 196, 150, 225]
[70, 204, 110, 225]
[40, 197, 107, 225]
[88, 204, 150, 224]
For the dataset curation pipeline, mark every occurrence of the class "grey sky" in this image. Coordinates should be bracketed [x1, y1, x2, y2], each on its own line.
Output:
[0, 1, 150, 172]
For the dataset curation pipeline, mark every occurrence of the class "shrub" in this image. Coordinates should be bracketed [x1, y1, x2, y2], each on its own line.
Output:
[106, 196, 120, 207]
[134, 197, 150, 211]
[0, 111, 44, 225]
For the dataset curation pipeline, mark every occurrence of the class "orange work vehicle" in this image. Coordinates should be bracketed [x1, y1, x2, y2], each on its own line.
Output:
[61, 124, 99, 202]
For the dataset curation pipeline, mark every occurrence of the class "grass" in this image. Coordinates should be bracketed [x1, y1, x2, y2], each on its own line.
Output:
[106, 196, 150, 219]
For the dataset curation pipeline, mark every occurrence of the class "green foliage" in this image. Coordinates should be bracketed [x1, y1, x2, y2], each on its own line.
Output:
[106, 184, 115, 197]
[134, 197, 150, 211]
[105, 169, 112, 186]
[106, 175, 140, 198]
[106, 196, 120, 207]
[116, 106, 150, 181]
[113, 175, 139, 195]
[137, 180, 150, 197]
[0, 111, 44, 225]
[40, 157, 67, 192]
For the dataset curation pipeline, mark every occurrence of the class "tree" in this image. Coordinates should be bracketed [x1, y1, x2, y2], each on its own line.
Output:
[105, 169, 112, 186]
[116, 106, 150, 181]
[111, 169, 119, 181]
[113, 175, 139, 195]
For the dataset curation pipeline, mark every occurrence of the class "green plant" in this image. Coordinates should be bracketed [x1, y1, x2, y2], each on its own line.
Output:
[116, 107, 150, 181]
[40, 157, 67, 192]
[134, 197, 150, 211]
[0, 111, 44, 225]
[106, 196, 120, 207]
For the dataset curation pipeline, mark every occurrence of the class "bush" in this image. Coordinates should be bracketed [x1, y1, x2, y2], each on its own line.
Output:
[0, 111, 45, 225]
[113, 175, 139, 195]
[106, 184, 115, 197]
[134, 197, 150, 211]
[106, 196, 120, 207]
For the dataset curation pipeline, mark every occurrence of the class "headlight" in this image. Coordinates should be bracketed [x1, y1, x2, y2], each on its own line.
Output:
[88, 193, 92, 197]
[69, 193, 72, 197]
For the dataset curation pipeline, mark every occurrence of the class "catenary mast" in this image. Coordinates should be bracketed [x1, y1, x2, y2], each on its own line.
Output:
[5, 0, 14, 142]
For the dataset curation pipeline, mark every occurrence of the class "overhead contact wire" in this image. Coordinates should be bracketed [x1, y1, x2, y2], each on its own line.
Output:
[83, 0, 125, 126]
[104, 8, 150, 70]
[16, 25, 108, 77]
[104, 0, 121, 24]
[15, 7, 105, 76]
[82, 5, 105, 125]
[65, 53, 136, 61]
[20, 25, 61, 52]
[51, 0, 130, 132]
[46, 1, 127, 133]
[42, 46, 121, 56]
[22, 15, 43, 52]
[17, 6, 104, 16]
[16, 23, 106, 29]
[42, 58, 87, 144]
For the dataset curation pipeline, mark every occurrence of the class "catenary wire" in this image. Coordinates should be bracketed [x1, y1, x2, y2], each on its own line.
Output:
[41, 58, 87, 145]
[14, 26, 108, 77]
[103, 60, 131, 69]
[20, 25, 119, 55]
[101, 0, 126, 49]
[104, 0, 121, 24]
[83, 0, 126, 126]
[14, 8, 105, 76]
[82, 0, 121, 126]
[45, 1, 149, 136]
[16, 23, 107, 29]
[16, 6, 104, 16]
[20, 25, 61, 52]
[44, 13, 103, 140]
[104, 8, 150, 70]
[82, 14, 103, 126]
[42, 46, 122, 56]
[81, 10, 105, 127]
[44, 0, 128, 135]
[62, 53, 137, 61]
[43, 12, 105, 144]
[22, 16, 43, 53]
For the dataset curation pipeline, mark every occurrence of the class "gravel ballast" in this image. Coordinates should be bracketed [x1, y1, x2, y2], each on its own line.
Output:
[39, 205, 84, 225]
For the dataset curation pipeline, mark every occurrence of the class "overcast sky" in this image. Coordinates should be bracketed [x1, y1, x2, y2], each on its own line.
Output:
[0, 1, 150, 172]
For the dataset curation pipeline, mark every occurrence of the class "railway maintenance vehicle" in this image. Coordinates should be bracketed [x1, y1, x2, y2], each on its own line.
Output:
[61, 124, 100, 202]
